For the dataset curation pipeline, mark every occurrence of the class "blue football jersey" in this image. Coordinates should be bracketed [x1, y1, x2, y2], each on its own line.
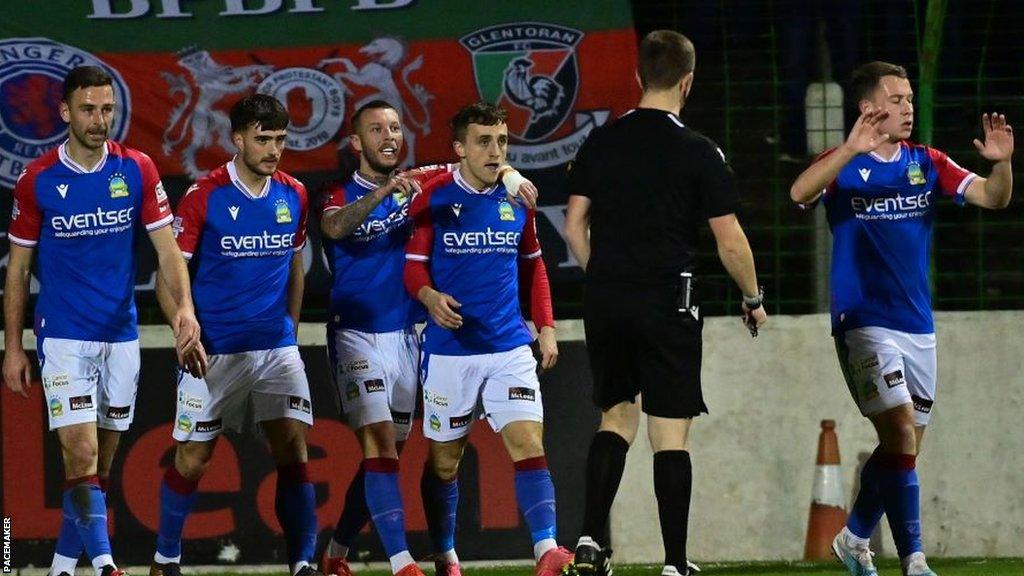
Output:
[817, 141, 977, 334]
[321, 169, 451, 333]
[406, 169, 542, 356]
[174, 161, 308, 354]
[9, 140, 173, 342]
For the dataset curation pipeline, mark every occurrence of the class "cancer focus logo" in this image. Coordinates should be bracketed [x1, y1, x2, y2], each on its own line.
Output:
[0, 38, 130, 188]
[460, 23, 609, 170]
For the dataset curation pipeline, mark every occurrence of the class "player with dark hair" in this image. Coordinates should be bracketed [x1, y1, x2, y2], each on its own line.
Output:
[318, 99, 537, 576]
[790, 60, 1013, 576]
[404, 101, 574, 576]
[564, 30, 766, 576]
[148, 93, 322, 576]
[4, 65, 200, 576]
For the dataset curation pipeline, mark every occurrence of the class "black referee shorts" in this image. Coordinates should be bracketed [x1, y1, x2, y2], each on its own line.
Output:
[583, 281, 707, 419]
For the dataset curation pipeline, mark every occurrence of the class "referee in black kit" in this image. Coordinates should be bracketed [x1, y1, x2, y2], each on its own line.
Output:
[564, 30, 766, 576]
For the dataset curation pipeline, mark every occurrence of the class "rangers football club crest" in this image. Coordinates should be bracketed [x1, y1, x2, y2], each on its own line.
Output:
[0, 38, 131, 188]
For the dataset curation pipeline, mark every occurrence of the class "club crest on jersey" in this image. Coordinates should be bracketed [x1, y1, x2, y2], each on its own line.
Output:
[49, 397, 63, 418]
[498, 200, 516, 221]
[177, 413, 193, 432]
[907, 161, 926, 185]
[0, 38, 131, 189]
[275, 199, 292, 223]
[109, 174, 130, 198]
[429, 413, 441, 432]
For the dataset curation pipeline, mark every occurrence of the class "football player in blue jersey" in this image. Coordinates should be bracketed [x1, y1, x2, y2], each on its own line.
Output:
[148, 94, 322, 576]
[404, 102, 572, 576]
[790, 61, 1013, 576]
[4, 66, 200, 576]
[318, 100, 537, 576]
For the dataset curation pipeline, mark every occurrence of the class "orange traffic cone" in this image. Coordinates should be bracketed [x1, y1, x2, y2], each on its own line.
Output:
[804, 419, 848, 559]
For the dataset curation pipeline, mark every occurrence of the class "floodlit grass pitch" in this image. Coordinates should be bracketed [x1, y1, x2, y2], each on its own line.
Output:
[182, 558, 1023, 576]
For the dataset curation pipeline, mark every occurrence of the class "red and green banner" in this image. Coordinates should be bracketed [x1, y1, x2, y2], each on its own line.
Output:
[0, 0, 638, 187]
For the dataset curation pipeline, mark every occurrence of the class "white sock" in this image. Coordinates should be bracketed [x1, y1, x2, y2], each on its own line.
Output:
[841, 526, 870, 548]
[154, 551, 182, 565]
[291, 561, 310, 576]
[389, 551, 415, 574]
[441, 550, 459, 564]
[534, 538, 557, 561]
[326, 538, 349, 560]
[91, 556, 114, 575]
[50, 553, 78, 576]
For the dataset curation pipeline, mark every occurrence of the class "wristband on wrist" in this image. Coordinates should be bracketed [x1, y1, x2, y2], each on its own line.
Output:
[743, 289, 764, 310]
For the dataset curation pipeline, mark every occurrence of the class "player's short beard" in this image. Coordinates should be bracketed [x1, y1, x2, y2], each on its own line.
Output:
[364, 149, 399, 176]
[243, 151, 276, 177]
[71, 124, 107, 151]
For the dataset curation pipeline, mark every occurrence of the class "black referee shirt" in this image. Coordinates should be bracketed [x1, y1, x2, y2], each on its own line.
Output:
[567, 108, 739, 284]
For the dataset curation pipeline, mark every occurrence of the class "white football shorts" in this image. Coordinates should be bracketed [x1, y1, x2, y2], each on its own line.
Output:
[421, 345, 543, 441]
[835, 326, 937, 426]
[172, 346, 313, 442]
[328, 326, 419, 441]
[39, 337, 140, 432]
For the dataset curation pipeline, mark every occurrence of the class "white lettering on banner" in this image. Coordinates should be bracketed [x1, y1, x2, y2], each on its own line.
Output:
[507, 110, 610, 170]
[351, 0, 415, 10]
[89, 0, 404, 18]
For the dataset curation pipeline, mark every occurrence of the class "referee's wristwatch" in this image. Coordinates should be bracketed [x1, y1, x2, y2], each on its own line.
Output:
[743, 292, 763, 310]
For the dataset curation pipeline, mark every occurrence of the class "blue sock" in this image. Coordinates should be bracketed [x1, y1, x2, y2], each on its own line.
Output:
[513, 457, 557, 546]
[420, 464, 459, 553]
[54, 476, 107, 567]
[878, 454, 922, 558]
[63, 477, 112, 564]
[155, 466, 199, 562]
[275, 463, 318, 567]
[846, 449, 886, 539]
[364, 458, 409, 557]
[333, 463, 369, 549]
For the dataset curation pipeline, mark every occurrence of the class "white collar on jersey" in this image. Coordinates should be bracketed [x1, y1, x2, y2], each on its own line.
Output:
[226, 157, 271, 199]
[352, 171, 384, 190]
[58, 139, 109, 174]
[869, 144, 903, 163]
[453, 167, 498, 195]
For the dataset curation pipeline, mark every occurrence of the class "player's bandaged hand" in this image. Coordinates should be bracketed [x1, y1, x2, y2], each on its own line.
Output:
[502, 169, 538, 209]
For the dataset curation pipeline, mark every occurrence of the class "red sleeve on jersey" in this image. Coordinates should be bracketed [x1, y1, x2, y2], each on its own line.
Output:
[811, 146, 840, 199]
[518, 255, 555, 329]
[136, 152, 173, 230]
[406, 174, 444, 261]
[8, 168, 43, 247]
[294, 180, 309, 251]
[406, 163, 457, 186]
[403, 259, 434, 298]
[322, 181, 347, 213]
[518, 209, 543, 258]
[174, 184, 209, 259]
[927, 147, 976, 200]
